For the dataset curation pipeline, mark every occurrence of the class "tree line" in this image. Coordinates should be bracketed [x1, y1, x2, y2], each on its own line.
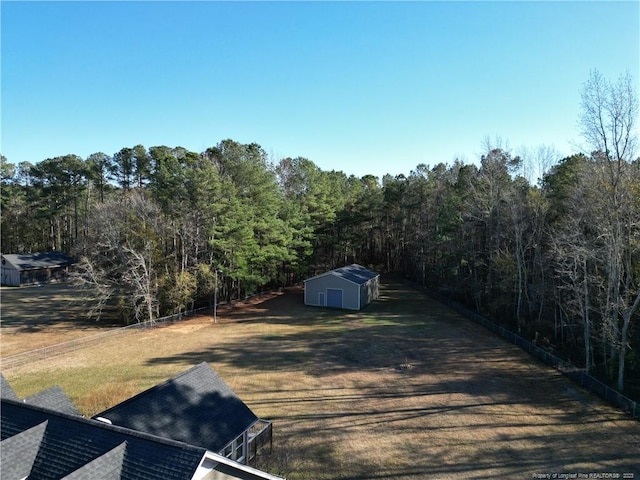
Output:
[1, 70, 639, 397]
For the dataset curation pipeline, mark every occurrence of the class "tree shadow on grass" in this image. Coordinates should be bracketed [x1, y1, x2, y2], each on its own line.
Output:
[144, 282, 590, 410]
[261, 377, 640, 479]
[145, 280, 640, 478]
[147, 280, 484, 370]
[1, 283, 123, 331]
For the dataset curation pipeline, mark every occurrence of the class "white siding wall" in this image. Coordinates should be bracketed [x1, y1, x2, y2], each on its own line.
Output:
[304, 275, 360, 310]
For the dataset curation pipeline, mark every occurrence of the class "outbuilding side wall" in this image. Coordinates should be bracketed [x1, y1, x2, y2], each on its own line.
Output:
[1, 266, 69, 287]
[22, 267, 70, 286]
[305, 264, 380, 310]
[359, 276, 379, 308]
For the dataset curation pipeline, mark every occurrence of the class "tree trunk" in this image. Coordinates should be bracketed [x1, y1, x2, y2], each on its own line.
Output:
[583, 256, 591, 373]
[617, 291, 640, 391]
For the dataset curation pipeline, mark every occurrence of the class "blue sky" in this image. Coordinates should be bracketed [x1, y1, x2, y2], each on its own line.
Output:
[1, 1, 638, 179]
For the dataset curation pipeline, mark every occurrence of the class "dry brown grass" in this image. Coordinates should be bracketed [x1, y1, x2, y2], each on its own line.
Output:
[0, 283, 120, 356]
[3, 281, 640, 479]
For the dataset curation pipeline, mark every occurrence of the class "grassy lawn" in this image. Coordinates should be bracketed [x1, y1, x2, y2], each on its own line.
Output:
[3, 280, 640, 479]
[0, 283, 121, 357]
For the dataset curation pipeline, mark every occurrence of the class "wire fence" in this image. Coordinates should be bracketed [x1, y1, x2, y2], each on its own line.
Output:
[2, 288, 283, 372]
[408, 281, 639, 421]
[6, 281, 637, 420]
[1, 306, 210, 371]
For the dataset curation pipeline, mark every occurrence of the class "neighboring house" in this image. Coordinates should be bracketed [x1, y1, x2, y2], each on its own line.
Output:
[1, 252, 74, 286]
[304, 264, 380, 310]
[1, 399, 284, 480]
[95, 363, 273, 467]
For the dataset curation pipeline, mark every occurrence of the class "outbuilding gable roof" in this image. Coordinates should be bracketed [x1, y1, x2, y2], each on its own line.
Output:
[304, 264, 379, 286]
[95, 362, 259, 453]
[1, 252, 74, 271]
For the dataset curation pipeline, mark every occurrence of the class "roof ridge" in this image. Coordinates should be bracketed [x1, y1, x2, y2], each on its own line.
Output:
[304, 264, 379, 284]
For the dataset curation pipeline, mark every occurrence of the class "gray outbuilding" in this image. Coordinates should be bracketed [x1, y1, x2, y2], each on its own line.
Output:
[1, 252, 74, 287]
[304, 264, 380, 310]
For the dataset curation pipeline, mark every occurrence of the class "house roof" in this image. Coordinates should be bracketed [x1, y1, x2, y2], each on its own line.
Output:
[24, 385, 83, 416]
[1, 399, 285, 480]
[1, 251, 74, 271]
[1, 373, 20, 401]
[0, 419, 46, 480]
[304, 264, 379, 286]
[62, 441, 127, 480]
[1, 399, 206, 480]
[1, 374, 82, 416]
[95, 362, 259, 453]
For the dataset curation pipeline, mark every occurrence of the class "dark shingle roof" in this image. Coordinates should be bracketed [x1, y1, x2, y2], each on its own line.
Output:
[1, 399, 206, 480]
[305, 264, 379, 286]
[24, 385, 83, 416]
[1, 374, 82, 415]
[1, 373, 20, 401]
[1, 252, 74, 271]
[60, 442, 126, 480]
[95, 363, 259, 453]
[0, 420, 47, 480]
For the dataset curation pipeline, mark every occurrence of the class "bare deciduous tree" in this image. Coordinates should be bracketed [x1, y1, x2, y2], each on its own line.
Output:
[580, 70, 638, 177]
[579, 69, 640, 391]
[71, 190, 163, 324]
